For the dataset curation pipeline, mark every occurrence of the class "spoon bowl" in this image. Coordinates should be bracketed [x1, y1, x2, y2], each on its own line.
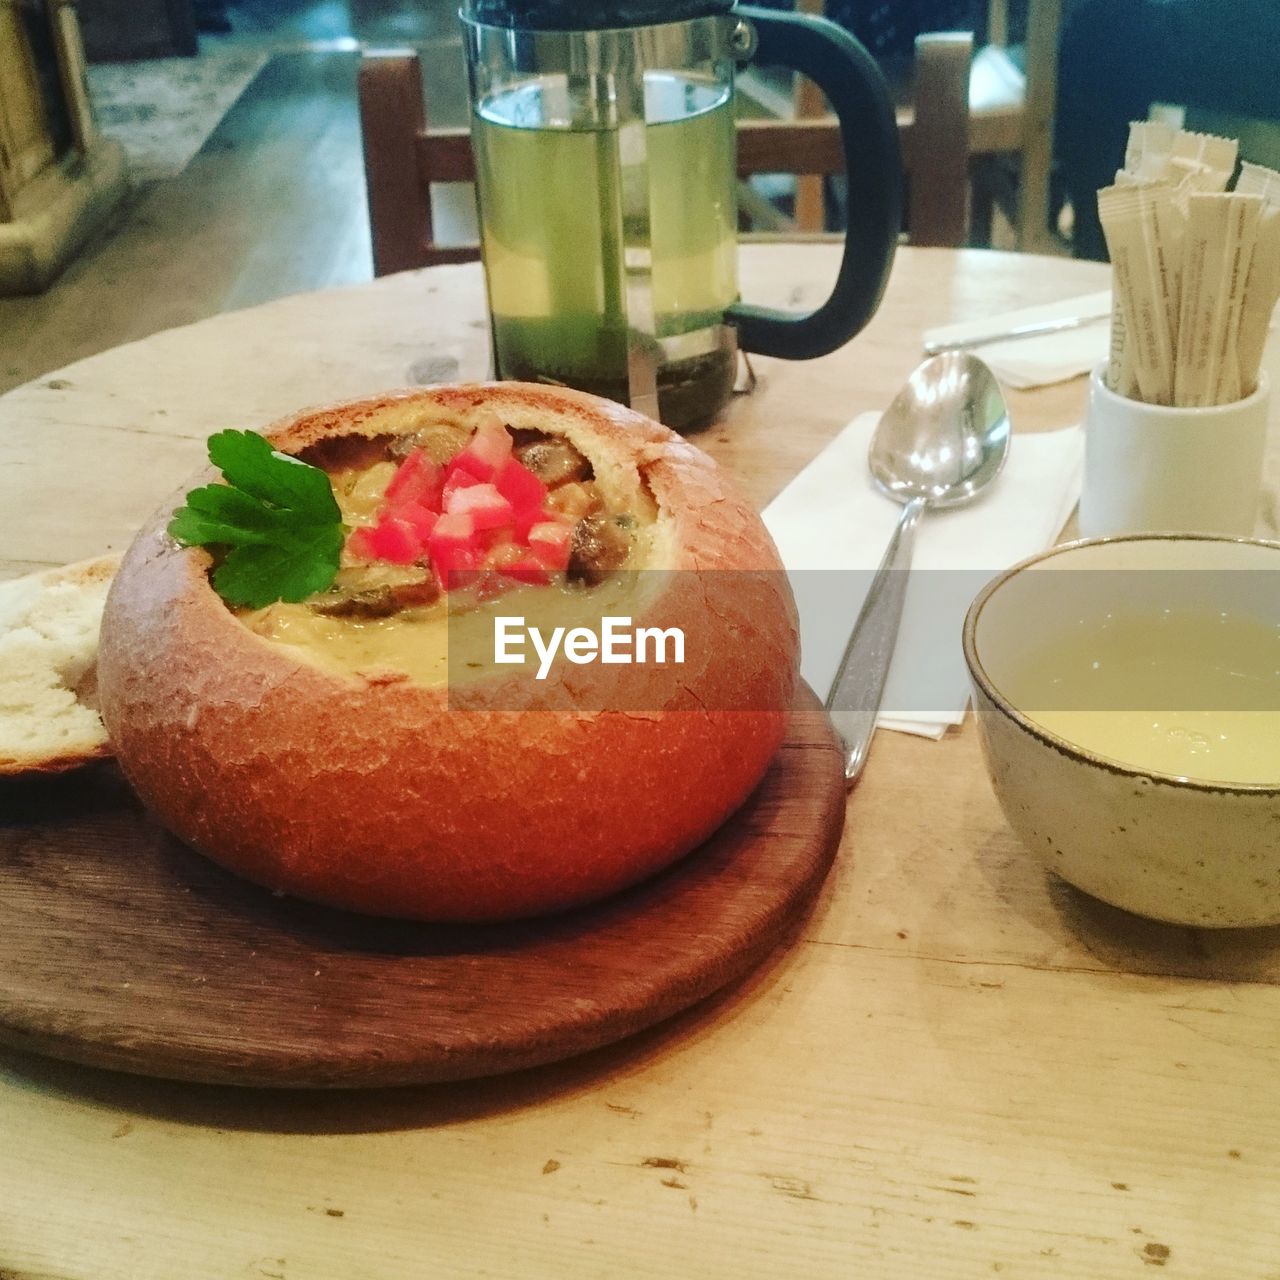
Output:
[870, 351, 1011, 508]
[826, 352, 1011, 782]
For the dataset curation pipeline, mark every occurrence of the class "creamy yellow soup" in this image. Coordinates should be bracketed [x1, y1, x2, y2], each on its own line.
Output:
[1001, 610, 1280, 785]
[239, 567, 661, 688]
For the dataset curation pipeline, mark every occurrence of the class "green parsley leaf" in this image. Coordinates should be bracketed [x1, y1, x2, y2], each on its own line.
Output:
[207, 430, 340, 521]
[212, 523, 347, 608]
[168, 430, 345, 608]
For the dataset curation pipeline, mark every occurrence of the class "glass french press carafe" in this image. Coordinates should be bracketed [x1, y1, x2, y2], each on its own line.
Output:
[462, 0, 902, 430]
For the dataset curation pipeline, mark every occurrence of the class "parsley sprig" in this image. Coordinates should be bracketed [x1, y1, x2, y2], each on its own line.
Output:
[168, 430, 345, 608]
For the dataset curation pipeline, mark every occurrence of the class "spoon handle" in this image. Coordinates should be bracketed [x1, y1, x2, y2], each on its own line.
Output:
[825, 496, 928, 785]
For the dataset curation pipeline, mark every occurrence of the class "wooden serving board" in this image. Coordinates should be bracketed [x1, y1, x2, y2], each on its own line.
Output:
[0, 685, 845, 1089]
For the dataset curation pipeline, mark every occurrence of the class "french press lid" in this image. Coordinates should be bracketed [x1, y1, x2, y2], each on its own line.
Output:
[461, 0, 735, 30]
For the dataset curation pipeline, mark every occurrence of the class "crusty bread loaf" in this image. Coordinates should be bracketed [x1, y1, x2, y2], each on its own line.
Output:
[0, 555, 119, 775]
[98, 384, 799, 922]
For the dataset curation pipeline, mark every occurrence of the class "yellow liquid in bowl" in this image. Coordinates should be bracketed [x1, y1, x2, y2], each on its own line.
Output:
[1000, 611, 1280, 785]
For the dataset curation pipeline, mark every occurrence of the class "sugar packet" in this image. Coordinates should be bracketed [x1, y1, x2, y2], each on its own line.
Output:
[1174, 193, 1262, 407]
[1234, 161, 1280, 395]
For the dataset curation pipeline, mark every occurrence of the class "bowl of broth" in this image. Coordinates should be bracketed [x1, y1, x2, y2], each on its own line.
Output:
[963, 535, 1280, 927]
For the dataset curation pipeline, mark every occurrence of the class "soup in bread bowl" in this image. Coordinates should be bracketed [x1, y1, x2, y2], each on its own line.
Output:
[98, 383, 798, 922]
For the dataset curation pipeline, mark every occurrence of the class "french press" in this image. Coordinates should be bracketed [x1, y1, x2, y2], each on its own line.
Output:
[462, 0, 902, 429]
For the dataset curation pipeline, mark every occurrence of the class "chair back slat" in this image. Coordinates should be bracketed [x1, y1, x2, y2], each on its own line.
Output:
[736, 119, 845, 177]
[359, 46, 973, 275]
[909, 33, 972, 248]
[358, 54, 439, 276]
[412, 130, 476, 184]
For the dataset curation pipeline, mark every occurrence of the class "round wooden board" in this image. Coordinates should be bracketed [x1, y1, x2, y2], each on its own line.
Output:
[0, 685, 845, 1089]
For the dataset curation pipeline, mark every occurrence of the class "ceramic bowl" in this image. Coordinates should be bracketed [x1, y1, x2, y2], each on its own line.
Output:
[963, 535, 1280, 928]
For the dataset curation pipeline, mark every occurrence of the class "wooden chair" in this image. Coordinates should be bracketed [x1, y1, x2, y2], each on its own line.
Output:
[782, 17, 971, 247]
[357, 39, 974, 277]
[969, 0, 1063, 253]
[787, 0, 1063, 252]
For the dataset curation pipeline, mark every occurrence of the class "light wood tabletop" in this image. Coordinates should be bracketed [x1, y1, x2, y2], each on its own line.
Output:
[4, 244, 1280, 1279]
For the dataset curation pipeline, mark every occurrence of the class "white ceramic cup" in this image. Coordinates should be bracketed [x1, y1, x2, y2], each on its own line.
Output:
[1079, 363, 1271, 538]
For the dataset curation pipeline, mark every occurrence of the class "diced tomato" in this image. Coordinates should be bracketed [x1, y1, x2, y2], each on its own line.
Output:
[526, 520, 572, 571]
[451, 416, 513, 481]
[384, 449, 442, 509]
[494, 457, 547, 513]
[364, 516, 423, 565]
[441, 467, 483, 507]
[350, 423, 590, 593]
[429, 509, 476, 546]
[443, 481, 514, 530]
[396, 502, 438, 542]
[428, 510, 483, 584]
[512, 503, 557, 541]
[345, 525, 379, 562]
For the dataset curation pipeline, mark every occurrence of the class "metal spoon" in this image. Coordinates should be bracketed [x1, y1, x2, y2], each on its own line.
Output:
[825, 352, 1011, 784]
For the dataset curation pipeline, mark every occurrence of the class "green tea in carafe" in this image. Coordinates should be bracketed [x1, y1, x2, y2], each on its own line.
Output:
[472, 71, 739, 429]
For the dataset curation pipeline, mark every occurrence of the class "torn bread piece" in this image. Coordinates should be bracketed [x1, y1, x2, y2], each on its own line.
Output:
[0, 555, 119, 775]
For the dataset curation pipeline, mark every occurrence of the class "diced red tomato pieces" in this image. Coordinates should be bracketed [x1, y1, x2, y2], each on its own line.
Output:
[443, 482, 514, 530]
[526, 521, 572, 571]
[450, 415, 513, 481]
[361, 517, 423, 565]
[384, 449, 442, 509]
[512, 504, 554, 541]
[343, 418, 576, 594]
[396, 503, 438, 542]
[440, 468, 483, 507]
[494, 457, 547, 512]
[345, 525, 379, 562]
[429, 509, 476, 550]
[427, 510, 483, 583]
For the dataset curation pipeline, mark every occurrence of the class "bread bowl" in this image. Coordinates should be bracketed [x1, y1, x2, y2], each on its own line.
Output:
[97, 383, 798, 922]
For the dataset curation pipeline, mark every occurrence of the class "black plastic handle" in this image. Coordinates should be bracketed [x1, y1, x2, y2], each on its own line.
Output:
[727, 5, 902, 360]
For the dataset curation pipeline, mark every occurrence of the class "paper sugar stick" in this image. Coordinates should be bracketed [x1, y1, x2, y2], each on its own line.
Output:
[1235, 162, 1280, 395]
[1124, 119, 1177, 181]
[1174, 193, 1262, 407]
[1169, 130, 1238, 193]
[1099, 183, 1178, 404]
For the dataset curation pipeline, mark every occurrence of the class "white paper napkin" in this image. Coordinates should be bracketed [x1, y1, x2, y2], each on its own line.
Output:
[923, 291, 1112, 389]
[764, 414, 1084, 738]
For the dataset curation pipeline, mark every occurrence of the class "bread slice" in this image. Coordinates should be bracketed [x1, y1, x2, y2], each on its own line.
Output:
[0, 555, 119, 775]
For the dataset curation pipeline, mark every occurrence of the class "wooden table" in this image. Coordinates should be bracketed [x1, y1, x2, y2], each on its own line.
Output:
[4, 245, 1280, 1278]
